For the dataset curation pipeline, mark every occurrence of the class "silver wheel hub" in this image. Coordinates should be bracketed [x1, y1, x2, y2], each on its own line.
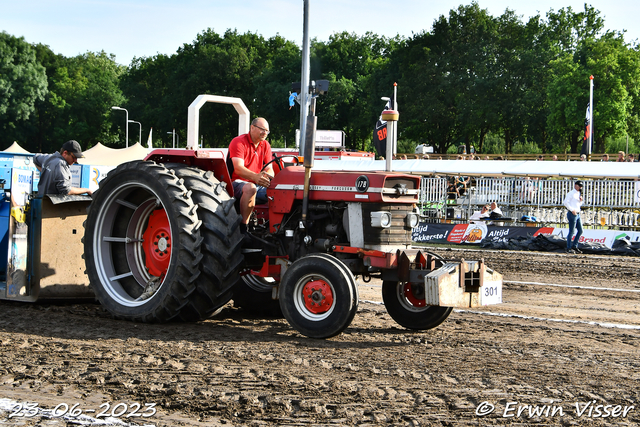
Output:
[157, 237, 168, 252]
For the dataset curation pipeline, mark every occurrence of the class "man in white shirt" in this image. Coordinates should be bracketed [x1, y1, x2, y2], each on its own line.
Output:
[470, 205, 491, 222]
[563, 181, 584, 253]
[489, 202, 503, 219]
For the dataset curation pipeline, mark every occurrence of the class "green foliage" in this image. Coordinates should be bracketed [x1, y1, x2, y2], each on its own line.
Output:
[511, 140, 543, 155]
[2, 43, 125, 152]
[51, 51, 127, 148]
[122, 30, 301, 149]
[481, 133, 506, 154]
[606, 135, 640, 154]
[1, 3, 640, 157]
[397, 139, 415, 154]
[313, 32, 400, 150]
[0, 32, 47, 148]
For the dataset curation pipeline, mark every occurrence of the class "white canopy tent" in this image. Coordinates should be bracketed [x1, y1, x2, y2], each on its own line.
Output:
[2, 142, 30, 154]
[78, 142, 151, 166]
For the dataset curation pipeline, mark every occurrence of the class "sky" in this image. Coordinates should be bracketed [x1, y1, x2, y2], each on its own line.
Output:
[1, 0, 639, 66]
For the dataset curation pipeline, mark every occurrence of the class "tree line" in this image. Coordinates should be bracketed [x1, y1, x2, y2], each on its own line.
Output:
[1, 2, 639, 156]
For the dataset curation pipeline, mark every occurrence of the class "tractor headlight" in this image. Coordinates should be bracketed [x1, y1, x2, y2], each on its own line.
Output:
[371, 211, 392, 228]
[405, 212, 419, 228]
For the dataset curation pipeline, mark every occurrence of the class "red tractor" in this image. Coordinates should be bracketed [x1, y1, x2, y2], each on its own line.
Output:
[83, 95, 502, 338]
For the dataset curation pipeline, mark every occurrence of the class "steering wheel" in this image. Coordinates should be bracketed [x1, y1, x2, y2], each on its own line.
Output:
[261, 153, 300, 173]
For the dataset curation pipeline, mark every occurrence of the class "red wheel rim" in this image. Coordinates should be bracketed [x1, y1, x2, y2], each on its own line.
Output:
[142, 208, 171, 278]
[403, 283, 426, 307]
[302, 279, 334, 314]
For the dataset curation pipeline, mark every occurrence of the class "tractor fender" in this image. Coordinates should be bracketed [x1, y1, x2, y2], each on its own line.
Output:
[144, 149, 234, 197]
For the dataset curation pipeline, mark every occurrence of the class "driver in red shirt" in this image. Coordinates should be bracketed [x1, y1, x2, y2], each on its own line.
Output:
[229, 117, 274, 232]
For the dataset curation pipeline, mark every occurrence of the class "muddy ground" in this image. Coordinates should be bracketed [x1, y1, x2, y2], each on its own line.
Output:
[0, 248, 639, 426]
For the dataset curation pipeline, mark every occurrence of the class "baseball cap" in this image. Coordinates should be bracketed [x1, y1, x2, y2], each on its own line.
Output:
[575, 180, 584, 187]
[62, 140, 84, 158]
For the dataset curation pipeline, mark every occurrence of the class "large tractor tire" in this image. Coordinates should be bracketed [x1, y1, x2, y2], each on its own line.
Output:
[382, 281, 452, 330]
[84, 161, 204, 322]
[279, 255, 358, 338]
[166, 165, 244, 321]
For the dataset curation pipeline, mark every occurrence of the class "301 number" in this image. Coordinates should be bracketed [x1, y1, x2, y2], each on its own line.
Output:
[484, 286, 499, 297]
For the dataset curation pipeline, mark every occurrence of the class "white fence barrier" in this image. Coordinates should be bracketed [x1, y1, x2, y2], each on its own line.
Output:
[420, 177, 640, 227]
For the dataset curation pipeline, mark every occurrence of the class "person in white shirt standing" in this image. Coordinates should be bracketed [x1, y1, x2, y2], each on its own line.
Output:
[563, 180, 584, 253]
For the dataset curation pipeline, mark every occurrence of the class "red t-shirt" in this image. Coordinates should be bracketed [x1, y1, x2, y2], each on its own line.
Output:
[228, 133, 272, 182]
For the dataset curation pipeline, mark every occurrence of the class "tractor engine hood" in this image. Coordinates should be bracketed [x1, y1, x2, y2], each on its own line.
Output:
[267, 167, 420, 210]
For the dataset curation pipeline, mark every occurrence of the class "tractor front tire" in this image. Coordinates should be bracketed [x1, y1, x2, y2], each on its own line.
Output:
[279, 255, 357, 338]
[304, 253, 358, 326]
[84, 161, 202, 322]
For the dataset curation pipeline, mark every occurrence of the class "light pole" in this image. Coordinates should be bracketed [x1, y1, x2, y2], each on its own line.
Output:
[128, 120, 142, 145]
[111, 106, 129, 147]
[167, 130, 179, 148]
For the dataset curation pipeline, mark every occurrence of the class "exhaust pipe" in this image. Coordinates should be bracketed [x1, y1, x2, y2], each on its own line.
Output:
[301, 98, 317, 230]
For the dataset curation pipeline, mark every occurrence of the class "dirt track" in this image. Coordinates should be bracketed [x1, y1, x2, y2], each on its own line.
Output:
[1, 248, 639, 426]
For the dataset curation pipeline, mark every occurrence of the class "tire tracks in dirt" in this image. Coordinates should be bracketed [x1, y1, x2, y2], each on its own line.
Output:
[0, 249, 639, 426]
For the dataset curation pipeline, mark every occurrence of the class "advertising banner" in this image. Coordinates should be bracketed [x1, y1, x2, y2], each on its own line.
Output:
[413, 221, 640, 248]
[412, 222, 553, 245]
[6, 168, 33, 298]
[552, 228, 640, 247]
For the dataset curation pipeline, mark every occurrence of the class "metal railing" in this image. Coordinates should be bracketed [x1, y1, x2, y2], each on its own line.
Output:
[420, 176, 640, 227]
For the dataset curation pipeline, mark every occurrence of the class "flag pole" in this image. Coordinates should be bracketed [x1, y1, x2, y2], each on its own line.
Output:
[589, 75, 594, 155]
[392, 82, 398, 157]
[299, 0, 311, 156]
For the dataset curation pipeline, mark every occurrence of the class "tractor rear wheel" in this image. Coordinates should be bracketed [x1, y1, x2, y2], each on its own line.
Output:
[279, 255, 357, 338]
[382, 281, 452, 330]
[166, 165, 244, 321]
[84, 161, 203, 322]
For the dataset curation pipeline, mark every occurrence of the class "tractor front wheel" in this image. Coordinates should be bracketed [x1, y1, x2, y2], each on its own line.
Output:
[304, 253, 358, 327]
[279, 255, 357, 338]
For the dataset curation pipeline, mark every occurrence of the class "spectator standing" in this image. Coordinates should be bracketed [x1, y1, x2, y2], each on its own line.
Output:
[563, 181, 584, 253]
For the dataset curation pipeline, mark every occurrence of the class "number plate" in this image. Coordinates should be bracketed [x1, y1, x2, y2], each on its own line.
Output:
[480, 280, 502, 305]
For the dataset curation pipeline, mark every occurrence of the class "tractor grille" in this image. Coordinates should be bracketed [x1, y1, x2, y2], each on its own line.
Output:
[384, 177, 418, 191]
[361, 203, 414, 247]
